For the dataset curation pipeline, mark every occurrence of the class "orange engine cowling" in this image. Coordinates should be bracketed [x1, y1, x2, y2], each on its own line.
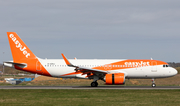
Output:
[105, 73, 125, 85]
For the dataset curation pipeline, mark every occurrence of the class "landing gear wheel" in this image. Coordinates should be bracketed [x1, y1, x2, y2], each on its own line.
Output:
[91, 82, 98, 87]
[151, 78, 156, 87]
[152, 83, 156, 87]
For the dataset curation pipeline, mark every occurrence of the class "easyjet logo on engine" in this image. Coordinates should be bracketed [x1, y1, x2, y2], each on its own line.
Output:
[9, 34, 30, 58]
[124, 61, 150, 67]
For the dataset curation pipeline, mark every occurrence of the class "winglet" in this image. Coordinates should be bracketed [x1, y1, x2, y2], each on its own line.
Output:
[61, 53, 74, 67]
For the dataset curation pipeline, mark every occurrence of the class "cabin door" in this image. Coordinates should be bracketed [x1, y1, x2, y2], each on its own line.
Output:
[151, 61, 157, 72]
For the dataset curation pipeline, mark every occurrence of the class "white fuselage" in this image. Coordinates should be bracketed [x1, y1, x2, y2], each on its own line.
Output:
[38, 59, 177, 79]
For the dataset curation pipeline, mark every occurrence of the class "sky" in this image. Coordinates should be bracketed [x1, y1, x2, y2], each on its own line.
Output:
[0, 0, 180, 63]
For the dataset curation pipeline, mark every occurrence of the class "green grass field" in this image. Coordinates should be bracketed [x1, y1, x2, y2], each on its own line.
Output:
[0, 89, 180, 106]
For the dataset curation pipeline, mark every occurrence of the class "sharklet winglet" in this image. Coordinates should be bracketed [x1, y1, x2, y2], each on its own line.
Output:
[61, 53, 74, 67]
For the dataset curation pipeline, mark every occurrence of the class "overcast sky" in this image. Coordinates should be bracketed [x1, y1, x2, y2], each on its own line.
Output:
[0, 0, 180, 63]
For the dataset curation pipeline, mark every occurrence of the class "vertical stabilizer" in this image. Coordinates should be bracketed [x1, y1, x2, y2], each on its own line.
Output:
[7, 32, 36, 62]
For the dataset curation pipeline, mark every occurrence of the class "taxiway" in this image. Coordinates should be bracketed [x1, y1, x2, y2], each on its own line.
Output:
[0, 86, 180, 89]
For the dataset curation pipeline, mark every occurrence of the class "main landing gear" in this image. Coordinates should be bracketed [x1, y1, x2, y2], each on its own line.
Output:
[91, 75, 99, 87]
[91, 81, 98, 87]
[151, 78, 156, 87]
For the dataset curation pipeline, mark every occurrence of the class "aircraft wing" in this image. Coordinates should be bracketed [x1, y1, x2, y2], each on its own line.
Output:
[61, 54, 108, 75]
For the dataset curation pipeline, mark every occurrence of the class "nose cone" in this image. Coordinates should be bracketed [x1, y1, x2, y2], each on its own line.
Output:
[171, 68, 178, 76]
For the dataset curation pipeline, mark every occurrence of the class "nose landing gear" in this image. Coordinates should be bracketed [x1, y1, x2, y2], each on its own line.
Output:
[151, 78, 156, 87]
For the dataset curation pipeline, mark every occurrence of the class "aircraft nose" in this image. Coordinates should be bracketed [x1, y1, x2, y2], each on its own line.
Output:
[171, 68, 178, 76]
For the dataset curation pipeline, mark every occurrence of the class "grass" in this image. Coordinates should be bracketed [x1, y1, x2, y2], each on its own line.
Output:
[0, 89, 180, 106]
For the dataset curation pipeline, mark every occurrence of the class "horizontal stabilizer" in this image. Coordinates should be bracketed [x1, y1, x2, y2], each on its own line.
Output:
[4, 61, 27, 68]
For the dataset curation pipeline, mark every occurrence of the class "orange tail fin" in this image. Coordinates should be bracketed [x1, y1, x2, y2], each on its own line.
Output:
[7, 32, 36, 62]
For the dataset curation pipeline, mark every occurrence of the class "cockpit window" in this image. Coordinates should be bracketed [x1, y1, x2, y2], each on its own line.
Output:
[163, 65, 170, 67]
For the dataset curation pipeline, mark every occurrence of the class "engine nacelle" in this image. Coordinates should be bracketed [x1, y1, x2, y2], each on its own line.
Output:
[105, 73, 125, 85]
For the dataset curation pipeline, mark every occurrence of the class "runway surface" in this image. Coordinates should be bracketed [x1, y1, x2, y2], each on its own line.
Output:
[0, 86, 180, 89]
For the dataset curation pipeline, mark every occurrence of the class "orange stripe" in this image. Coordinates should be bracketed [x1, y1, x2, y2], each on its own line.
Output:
[93, 60, 167, 71]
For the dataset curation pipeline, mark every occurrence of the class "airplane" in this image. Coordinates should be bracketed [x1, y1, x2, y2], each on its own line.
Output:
[4, 32, 178, 87]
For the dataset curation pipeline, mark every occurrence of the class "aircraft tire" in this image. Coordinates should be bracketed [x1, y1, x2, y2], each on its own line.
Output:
[91, 82, 98, 87]
[152, 83, 156, 87]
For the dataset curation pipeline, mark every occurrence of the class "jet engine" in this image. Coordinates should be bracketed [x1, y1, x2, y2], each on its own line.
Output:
[105, 73, 125, 85]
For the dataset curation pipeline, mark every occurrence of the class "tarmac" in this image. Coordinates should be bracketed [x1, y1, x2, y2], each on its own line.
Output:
[0, 86, 180, 89]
